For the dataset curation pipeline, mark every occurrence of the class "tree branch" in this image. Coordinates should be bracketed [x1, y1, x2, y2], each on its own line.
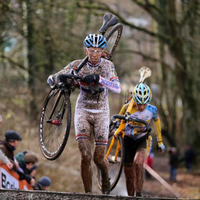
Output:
[131, 0, 179, 25]
[77, 1, 171, 43]
[180, 0, 197, 27]
[115, 49, 173, 72]
[0, 54, 27, 71]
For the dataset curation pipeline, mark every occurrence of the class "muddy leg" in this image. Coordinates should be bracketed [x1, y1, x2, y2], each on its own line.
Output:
[124, 163, 135, 196]
[77, 139, 92, 193]
[134, 149, 146, 196]
[94, 145, 110, 194]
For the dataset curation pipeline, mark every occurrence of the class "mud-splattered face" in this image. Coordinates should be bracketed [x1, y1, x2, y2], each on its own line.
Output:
[85, 47, 103, 65]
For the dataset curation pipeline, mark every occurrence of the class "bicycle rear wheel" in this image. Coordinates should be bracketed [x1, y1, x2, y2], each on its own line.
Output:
[39, 89, 71, 160]
[97, 133, 124, 191]
[104, 23, 123, 60]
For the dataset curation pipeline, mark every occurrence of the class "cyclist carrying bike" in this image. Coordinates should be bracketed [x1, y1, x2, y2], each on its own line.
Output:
[47, 34, 121, 194]
[119, 83, 165, 197]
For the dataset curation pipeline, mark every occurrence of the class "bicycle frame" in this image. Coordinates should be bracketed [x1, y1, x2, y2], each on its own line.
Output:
[46, 89, 63, 124]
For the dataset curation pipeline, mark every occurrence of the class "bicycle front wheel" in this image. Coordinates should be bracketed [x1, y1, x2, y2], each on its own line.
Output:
[97, 133, 124, 191]
[105, 23, 123, 60]
[39, 89, 71, 160]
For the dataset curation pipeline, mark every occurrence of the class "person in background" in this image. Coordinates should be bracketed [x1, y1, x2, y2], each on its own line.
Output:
[15, 151, 38, 187]
[0, 130, 22, 170]
[0, 149, 14, 169]
[184, 144, 195, 173]
[33, 176, 51, 190]
[168, 147, 179, 182]
[0, 117, 14, 169]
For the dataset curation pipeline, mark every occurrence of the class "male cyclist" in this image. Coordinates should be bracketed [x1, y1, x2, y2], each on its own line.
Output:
[47, 34, 121, 194]
[120, 83, 165, 197]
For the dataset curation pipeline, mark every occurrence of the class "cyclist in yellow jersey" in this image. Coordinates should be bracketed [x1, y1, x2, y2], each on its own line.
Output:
[119, 83, 165, 197]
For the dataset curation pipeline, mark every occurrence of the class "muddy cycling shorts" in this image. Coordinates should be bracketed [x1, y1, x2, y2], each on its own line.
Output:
[124, 135, 147, 163]
[75, 108, 110, 146]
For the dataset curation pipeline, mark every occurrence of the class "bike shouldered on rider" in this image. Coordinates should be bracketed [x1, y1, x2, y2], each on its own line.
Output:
[119, 83, 165, 197]
[47, 34, 121, 194]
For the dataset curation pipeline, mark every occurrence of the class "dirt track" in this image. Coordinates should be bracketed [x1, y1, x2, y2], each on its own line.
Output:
[0, 189, 188, 200]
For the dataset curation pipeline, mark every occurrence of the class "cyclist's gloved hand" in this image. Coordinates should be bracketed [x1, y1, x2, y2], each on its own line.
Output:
[47, 75, 55, 88]
[82, 74, 100, 83]
[157, 141, 165, 154]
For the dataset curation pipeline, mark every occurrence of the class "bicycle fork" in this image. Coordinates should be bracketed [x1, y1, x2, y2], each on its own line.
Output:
[46, 89, 63, 125]
[106, 121, 125, 162]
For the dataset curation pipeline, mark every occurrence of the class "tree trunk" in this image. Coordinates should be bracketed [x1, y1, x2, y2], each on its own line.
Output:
[23, 0, 38, 119]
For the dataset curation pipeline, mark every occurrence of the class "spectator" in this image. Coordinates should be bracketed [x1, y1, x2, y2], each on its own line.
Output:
[15, 151, 38, 186]
[168, 147, 179, 182]
[30, 164, 37, 177]
[0, 149, 14, 169]
[0, 130, 22, 170]
[33, 176, 51, 190]
[184, 144, 195, 173]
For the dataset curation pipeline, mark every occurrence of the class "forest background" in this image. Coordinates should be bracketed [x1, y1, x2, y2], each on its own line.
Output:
[0, 0, 200, 198]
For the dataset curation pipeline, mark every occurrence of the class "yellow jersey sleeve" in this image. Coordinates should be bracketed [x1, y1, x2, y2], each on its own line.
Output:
[118, 103, 129, 115]
[153, 116, 163, 143]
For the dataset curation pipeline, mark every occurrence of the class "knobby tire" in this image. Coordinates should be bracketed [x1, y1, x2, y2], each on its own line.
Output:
[105, 23, 123, 59]
[39, 89, 71, 160]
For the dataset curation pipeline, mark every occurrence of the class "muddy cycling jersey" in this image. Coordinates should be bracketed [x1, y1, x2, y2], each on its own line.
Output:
[53, 58, 121, 145]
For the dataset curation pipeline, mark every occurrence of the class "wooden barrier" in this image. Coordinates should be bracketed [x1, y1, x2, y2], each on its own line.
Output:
[0, 162, 32, 190]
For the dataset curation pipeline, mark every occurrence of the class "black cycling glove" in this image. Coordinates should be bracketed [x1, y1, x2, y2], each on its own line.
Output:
[82, 74, 100, 83]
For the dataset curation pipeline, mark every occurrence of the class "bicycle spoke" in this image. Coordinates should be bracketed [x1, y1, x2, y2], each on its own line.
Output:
[39, 89, 71, 160]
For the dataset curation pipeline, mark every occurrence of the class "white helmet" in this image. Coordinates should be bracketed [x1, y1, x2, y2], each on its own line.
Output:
[132, 83, 152, 104]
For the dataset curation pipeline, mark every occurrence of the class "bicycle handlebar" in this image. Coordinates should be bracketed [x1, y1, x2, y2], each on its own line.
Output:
[57, 73, 82, 82]
[111, 114, 151, 132]
[56, 73, 102, 95]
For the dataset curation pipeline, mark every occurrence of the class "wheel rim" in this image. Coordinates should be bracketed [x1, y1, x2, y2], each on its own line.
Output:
[39, 90, 71, 159]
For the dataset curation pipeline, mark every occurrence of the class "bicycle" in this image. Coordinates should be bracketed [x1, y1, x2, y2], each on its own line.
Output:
[97, 66, 152, 191]
[39, 13, 123, 160]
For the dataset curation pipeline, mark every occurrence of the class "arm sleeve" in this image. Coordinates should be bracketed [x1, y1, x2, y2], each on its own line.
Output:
[0, 149, 10, 164]
[99, 76, 121, 93]
[153, 116, 163, 143]
[99, 62, 121, 93]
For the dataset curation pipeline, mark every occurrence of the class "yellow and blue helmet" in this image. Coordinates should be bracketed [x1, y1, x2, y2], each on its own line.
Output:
[132, 83, 152, 104]
[83, 34, 107, 49]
